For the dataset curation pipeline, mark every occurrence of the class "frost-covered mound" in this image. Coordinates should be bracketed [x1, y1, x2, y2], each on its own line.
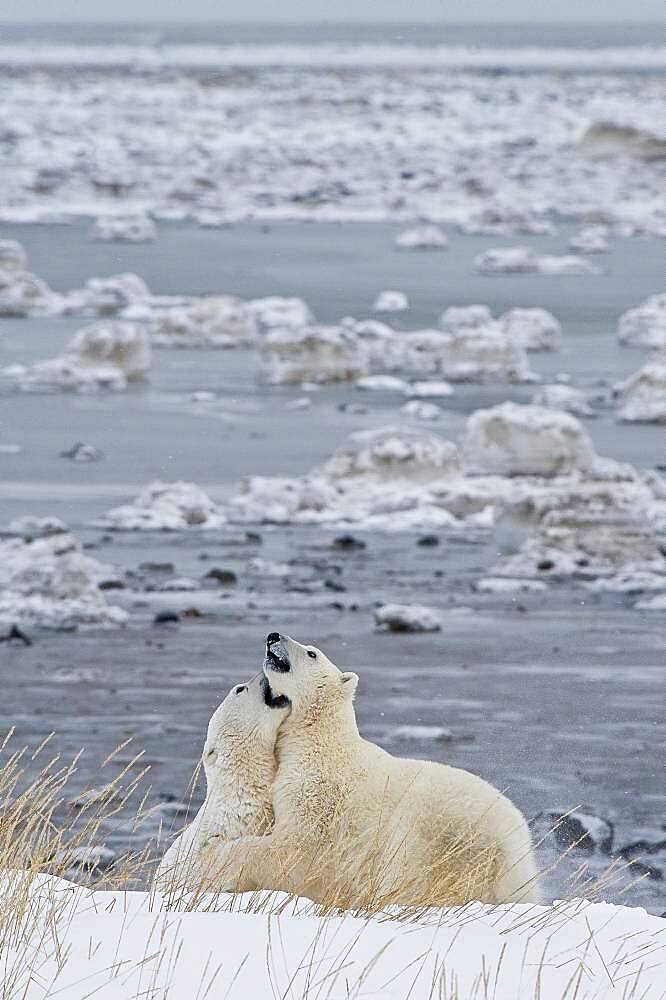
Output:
[568, 224, 609, 253]
[463, 403, 598, 477]
[0, 529, 126, 630]
[0, 239, 63, 317]
[1, 320, 150, 392]
[395, 224, 448, 249]
[617, 293, 666, 349]
[151, 296, 258, 348]
[260, 325, 367, 384]
[373, 289, 408, 312]
[474, 246, 601, 275]
[63, 273, 151, 317]
[91, 213, 156, 242]
[499, 307, 561, 351]
[532, 384, 594, 417]
[2, 876, 662, 1000]
[97, 481, 226, 531]
[618, 353, 666, 423]
[249, 296, 314, 333]
[440, 304, 492, 330]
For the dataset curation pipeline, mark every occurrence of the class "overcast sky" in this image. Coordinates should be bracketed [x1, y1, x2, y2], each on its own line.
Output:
[1, 0, 662, 23]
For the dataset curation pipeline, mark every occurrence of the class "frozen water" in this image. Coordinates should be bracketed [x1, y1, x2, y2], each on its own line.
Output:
[67, 321, 151, 380]
[373, 289, 409, 312]
[2, 358, 128, 393]
[498, 307, 561, 351]
[440, 304, 492, 330]
[395, 224, 448, 249]
[91, 214, 156, 243]
[260, 325, 367, 384]
[97, 481, 227, 531]
[64, 273, 150, 317]
[568, 225, 609, 254]
[400, 400, 441, 420]
[375, 603, 443, 632]
[618, 352, 666, 423]
[475, 247, 601, 275]
[617, 293, 666, 349]
[532, 384, 595, 418]
[249, 296, 314, 333]
[152, 297, 257, 348]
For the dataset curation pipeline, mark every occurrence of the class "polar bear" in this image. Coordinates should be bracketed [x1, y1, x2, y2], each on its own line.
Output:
[154, 672, 289, 896]
[211, 633, 540, 909]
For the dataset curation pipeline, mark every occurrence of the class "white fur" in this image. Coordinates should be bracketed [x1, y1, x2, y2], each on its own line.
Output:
[217, 636, 540, 908]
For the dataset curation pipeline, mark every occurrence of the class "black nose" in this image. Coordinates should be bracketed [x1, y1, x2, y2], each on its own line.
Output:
[266, 632, 281, 646]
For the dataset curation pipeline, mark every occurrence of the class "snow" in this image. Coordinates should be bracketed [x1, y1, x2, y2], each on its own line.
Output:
[152, 296, 258, 348]
[395, 224, 448, 249]
[384, 326, 534, 383]
[1, 874, 663, 1000]
[260, 325, 367, 384]
[0, 237, 28, 270]
[499, 307, 562, 351]
[400, 400, 441, 420]
[356, 374, 409, 392]
[373, 289, 409, 312]
[407, 380, 454, 398]
[617, 353, 666, 423]
[63, 272, 151, 317]
[249, 296, 314, 333]
[393, 725, 453, 740]
[580, 120, 666, 161]
[0, 530, 126, 630]
[475, 576, 548, 593]
[532, 383, 595, 417]
[568, 224, 609, 253]
[635, 593, 666, 610]
[91, 213, 156, 242]
[0, 267, 62, 317]
[617, 293, 666, 349]
[67, 320, 151, 380]
[375, 603, 443, 632]
[474, 246, 601, 275]
[96, 481, 227, 531]
[463, 403, 597, 477]
[440, 304, 492, 330]
[2, 358, 128, 393]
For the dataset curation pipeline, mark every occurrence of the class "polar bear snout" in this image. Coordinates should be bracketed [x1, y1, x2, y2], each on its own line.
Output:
[264, 632, 291, 673]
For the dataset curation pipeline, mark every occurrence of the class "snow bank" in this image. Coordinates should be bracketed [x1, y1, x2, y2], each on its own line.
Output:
[152, 296, 258, 348]
[474, 246, 601, 275]
[617, 293, 666, 349]
[618, 353, 666, 423]
[463, 403, 597, 477]
[499, 307, 562, 351]
[1, 875, 662, 1000]
[395, 224, 448, 249]
[532, 383, 595, 417]
[260, 325, 367, 384]
[97, 481, 226, 531]
[0, 529, 126, 630]
[91, 213, 156, 242]
[373, 289, 409, 312]
[375, 603, 443, 632]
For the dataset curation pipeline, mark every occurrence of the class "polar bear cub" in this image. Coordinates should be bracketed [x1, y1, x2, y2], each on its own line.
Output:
[155, 672, 289, 895]
[217, 633, 540, 908]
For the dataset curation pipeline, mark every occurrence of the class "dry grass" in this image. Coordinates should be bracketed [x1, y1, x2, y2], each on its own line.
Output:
[0, 729, 660, 1000]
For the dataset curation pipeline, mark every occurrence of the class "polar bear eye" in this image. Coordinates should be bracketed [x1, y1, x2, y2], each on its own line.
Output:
[234, 685, 247, 695]
[307, 650, 317, 659]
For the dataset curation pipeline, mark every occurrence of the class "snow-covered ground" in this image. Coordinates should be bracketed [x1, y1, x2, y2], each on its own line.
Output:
[1, 874, 662, 999]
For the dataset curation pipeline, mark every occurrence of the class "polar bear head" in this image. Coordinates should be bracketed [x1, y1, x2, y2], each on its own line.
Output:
[203, 672, 290, 779]
[262, 632, 359, 721]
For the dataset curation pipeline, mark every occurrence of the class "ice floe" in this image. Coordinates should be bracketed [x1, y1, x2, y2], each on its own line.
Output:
[91, 213, 156, 242]
[373, 290, 408, 312]
[384, 327, 534, 383]
[375, 603, 443, 632]
[64, 273, 151, 317]
[463, 403, 597, 477]
[2, 358, 128, 393]
[0, 240, 63, 317]
[440, 305, 492, 330]
[474, 247, 601, 276]
[249, 296, 314, 333]
[400, 400, 441, 420]
[0, 528, 127, 630]
[617, 294, 666, 349]
[498, 307, 561, 351]
[580, 121, 666, 162]
[67, 321, 151, 380]
[151, 297, 257, 348]
[617, 352, 666, 423]
[97, 481, 226, 531]
[260, 325, 367, 384]
[568, 225, 609, 254]
[532, 384, 595, 418]
[394, 224, 448, 249]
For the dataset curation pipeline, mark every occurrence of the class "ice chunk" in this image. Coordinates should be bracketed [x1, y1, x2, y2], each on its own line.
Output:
[249, 296, 314, 333]
[407, 380, 454, 398]
[3, 358, 127, 393]
[91, 214, 156, 243]
[474, 247, 600, 275]
[152, 297, 257, 348]
[617, 293, 666, 349]
[98, 481, 226, 531]
[635, 593, 666, 610]
[440, 305, 492, 330]
[395, 224, 448, 250]
[463, 403, 597, 477]
[67, 321, 151, 380]
[400, 400, 441, 420]
[0, 238, 28, 271]
[499, 308, 561, 352]
[375, 603, 443, 632]
[381, 327, 532, 383]
[532, 384, 594, 418]
[260, 325, 367, 384]
[356, 375, 409, 392]
[617, 353, 666, 424]
[322, 426, 460, 483]
[0, 531, 127, 630]
[373, 290, 408, 312]
[475, 577, 548, 593]
[0, 268, 63, 317]
[64, 273, 150, 317]
[393, 725, 453, 740]
[580, 121, 666, 162]
[568, 226, 609, 254]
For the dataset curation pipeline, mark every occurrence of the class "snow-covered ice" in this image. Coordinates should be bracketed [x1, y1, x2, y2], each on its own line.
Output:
[96, 481, 227, 531]
[260, 325, 367, 384]
[67, 320, 151, 380]
[2, 357, 128, 393]
[499, 307, 562, 351]
[617, 352, 666, 423]
[373, 289, 409, 312]
[63, 273, 150, 317]
[440, 304, 492, 330]
[617, 293, 666, 349]
[90, 213, 156, 243]
[395, 224, 448, 249]
[474, 246, 601, 275]
[152, 296, 258, 348]
[400, 400, 441, 420]
[568, 224, 609, 253]
[375, 603, 443, 632]
[532, 383, 595, 417]
[249, 296, 314, 333]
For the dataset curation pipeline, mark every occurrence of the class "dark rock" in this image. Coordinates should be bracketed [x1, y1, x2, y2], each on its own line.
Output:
[205, 568, 238, 585]
[59, 442, 104, 462]
[153, 611, 180, 625]
[333, 534, 366, 551]
[537, 559, 555, 571]
[418, 534, 440, 547]
[324, 578, 346, 592]
[98, 579, 125, 590]
[245, 531, 262, 544]
[0, 624, 32, 646]
[181, 607, 203, 618]
[537, 809, 614, 854]
[624, 860, 663, 881]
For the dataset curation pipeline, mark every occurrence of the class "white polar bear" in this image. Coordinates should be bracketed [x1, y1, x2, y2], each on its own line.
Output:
[154, 672, 289, 896]
[212, 633, 540, 909]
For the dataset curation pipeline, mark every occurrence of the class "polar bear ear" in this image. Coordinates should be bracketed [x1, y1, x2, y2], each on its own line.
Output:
[340, 671, 359, 698]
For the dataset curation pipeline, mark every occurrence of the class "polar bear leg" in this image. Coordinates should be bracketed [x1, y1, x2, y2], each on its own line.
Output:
[492, 833, 541, 903]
